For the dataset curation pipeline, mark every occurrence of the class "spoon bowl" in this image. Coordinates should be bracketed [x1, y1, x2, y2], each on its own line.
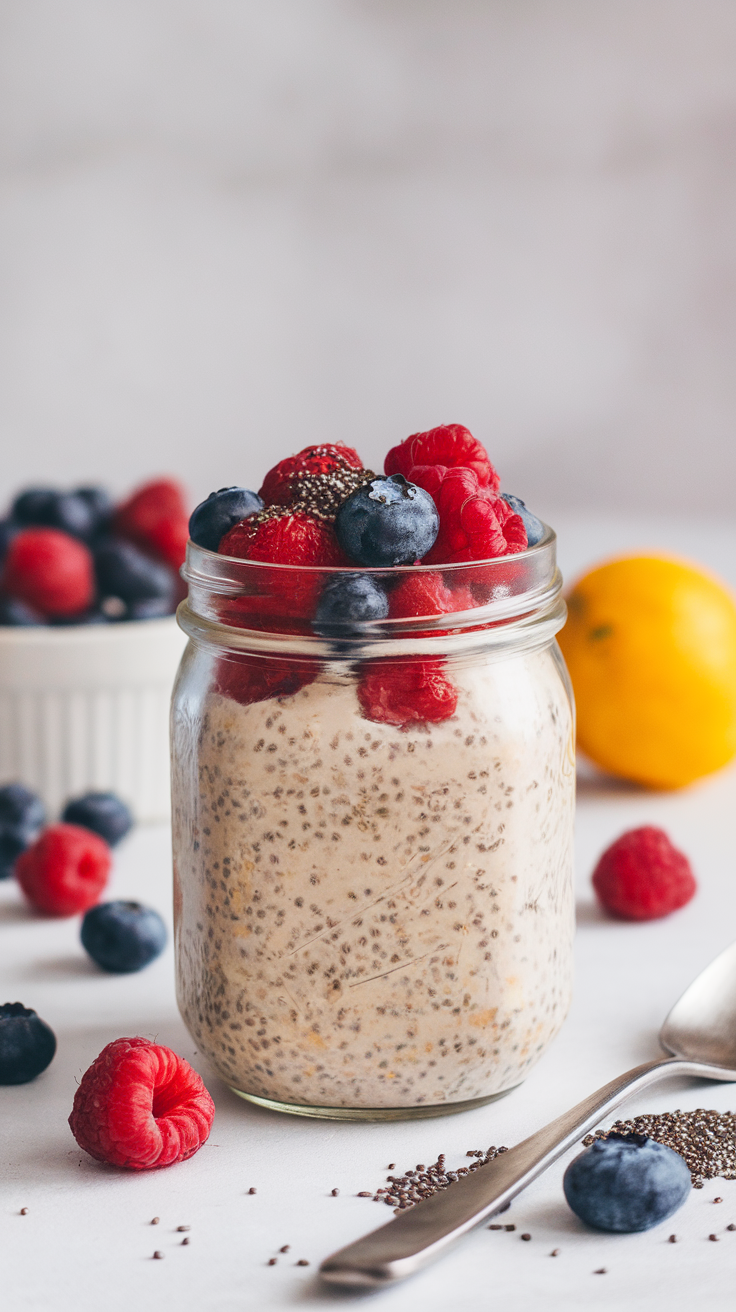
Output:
[660, 939, 736, 1069]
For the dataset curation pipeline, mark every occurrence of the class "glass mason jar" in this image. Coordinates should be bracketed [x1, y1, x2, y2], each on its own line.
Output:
[171, 530, 575, 1120]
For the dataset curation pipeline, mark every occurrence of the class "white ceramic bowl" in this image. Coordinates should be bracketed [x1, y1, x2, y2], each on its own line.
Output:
[0, 618, 187, 821]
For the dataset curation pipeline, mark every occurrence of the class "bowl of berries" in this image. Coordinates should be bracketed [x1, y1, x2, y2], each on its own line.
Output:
[0, 478, 189, 820]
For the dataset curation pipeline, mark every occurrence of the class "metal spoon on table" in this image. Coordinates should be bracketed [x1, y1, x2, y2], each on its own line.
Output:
[320, 938, 736, 1289]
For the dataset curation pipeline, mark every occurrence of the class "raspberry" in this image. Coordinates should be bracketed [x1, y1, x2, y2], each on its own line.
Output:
[388, 572, 476, 619]
[68, 1037, 215, 1170]
[411, 466, 527, 564]
[2, 528, 95, 617]
[592, 826, 697, 921]
[15, 823, 112, 917]
[218, 508, 348, 625]
[259, 444, 363, 506]
[114, 478, 189, 571]
[384, 425, 500, 490]
[357, 659, 458, 727]
[213, 654, 317, 707]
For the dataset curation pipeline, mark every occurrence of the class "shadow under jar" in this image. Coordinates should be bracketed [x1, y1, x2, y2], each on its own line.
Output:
[172, 530, 575, 1120]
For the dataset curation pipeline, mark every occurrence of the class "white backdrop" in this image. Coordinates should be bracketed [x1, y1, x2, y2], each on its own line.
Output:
[1, 0, 736, 520]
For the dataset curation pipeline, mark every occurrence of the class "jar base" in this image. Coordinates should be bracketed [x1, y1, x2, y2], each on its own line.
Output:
[228, 1083, 521, 1122]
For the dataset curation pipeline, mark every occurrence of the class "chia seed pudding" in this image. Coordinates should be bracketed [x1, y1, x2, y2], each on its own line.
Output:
[172, 634, 574, 1113]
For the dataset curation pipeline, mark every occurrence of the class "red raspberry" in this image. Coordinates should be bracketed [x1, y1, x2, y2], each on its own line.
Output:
[259, 444, 363, 505]
[410, 466, 527, 564]
[219, 508, 348, 624]
[68, 1037, 215, 1170]
[385, 425, 500, 490]
[2, 528, 94, 617]
[15, 824, 111, 917]
[592, 826, 697, 921]
[358, 659, 458, 727]
[388, 572, 476, 619]
[213, 654, 318, 707]
[114, 478, 189, 571]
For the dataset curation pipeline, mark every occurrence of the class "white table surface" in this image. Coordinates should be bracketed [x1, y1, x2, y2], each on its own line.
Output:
[2, 516, 736, 1312]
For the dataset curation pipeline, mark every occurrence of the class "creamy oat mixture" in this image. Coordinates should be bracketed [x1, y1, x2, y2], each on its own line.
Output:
[173, 648, 574, 1110]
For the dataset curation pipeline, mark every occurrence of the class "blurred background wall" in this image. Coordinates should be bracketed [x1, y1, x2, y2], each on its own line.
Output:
[1, 0, 736, 521]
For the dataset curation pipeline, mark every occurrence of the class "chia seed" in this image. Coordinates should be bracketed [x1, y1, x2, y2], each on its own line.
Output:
[586, 1109, 736, 1188]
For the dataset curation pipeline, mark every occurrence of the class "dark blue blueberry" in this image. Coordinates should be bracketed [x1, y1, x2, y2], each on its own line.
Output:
[0, 1002, 56, 1084]
[563, 1133, 691, 1232]
[0, 519, 16, 565]
[500, 494, 545, 547]
[94, 539, 174, 605]
[11, 487, 97, 540]
[74, 486, 113, 537]
[124, 596, 176, 621]
[335, 475, 439, 567]
[0, 596, 45, 626]
[61, 791, 133, 847]
[0, 827, 35, 879]
[189, 487, 263, 553]
[313, 573, 389, 635]
[11, 488, 58, 525]
[81, 901, 167, 973]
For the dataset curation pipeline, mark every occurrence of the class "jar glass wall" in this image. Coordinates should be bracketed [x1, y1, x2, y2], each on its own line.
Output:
[171, 533, 575, 1120]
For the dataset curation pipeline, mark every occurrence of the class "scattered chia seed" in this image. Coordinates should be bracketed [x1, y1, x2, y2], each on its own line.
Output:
[550, 1248, 560, 1257]
[585, 1109, 736, 1187]
[668, 1235, 677, 1243]
[181, 1238, 190, 1246]
[280, 1245, 290, 1253]
[714, 1197, 723, 1203]
[289, 468, 376, 522]
[151, 1217, 160, 1225]
[248, 1188, 257, 1195]
[268, 1257, 277, 1265]
[488, 1225, 503, 1231]
[176, 1226, 191, 1232]
[709, 1234, 719, 1242]
[521, 1233, 531, 1241]
[153, 1251, 164, 1260]
[728, 1224, 736, 1231]
[594, 1267, 607, 1274]
[331, 1189, 339, 1197]
[361, 1145, 509, 1210]
[19, 1208, 28, 1216]
[296, 1259, 309, 1266]
[505, 1224, 516, 1232]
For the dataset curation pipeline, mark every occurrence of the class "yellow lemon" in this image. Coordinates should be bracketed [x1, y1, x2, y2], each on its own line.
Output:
[558, 555, 736, 789]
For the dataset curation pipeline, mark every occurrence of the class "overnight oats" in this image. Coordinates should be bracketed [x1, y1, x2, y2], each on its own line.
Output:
[172, 426, 575, 1118]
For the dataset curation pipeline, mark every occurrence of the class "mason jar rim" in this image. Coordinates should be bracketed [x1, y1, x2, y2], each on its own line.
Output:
[178, 527, 566, 660]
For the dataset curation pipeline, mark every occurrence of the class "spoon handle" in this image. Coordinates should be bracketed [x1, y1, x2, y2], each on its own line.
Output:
[321, 1055, 702, 1287]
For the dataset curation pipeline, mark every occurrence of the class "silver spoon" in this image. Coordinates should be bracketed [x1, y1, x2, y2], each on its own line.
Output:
[321, 938, 736, 1288]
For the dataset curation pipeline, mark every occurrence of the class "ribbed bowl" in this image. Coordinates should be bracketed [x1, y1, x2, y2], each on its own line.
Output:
[0, 619, 187, 821]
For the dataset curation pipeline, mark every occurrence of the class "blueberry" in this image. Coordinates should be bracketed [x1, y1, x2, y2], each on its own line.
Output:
[0, 1002, 56, 1084]
[12, 487, 97, 540]
[314, 573, 389, 635]
[61, 791, 133, 847]
[74, 486, 113, 537]
[81, 901, 167, 973]
[0, 784, 45, 878]
[0, 519, 16, 565]
[335, 475, 439, 567]
[500, 494, 545, 547]
[0, 596, 45, 626]
[563, 1133, 691, 1232]
[11, 488, 58, 526]
[124, 596, 175, 621]
[94, 539, 175, 605]
[189, 487, 264, 553]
